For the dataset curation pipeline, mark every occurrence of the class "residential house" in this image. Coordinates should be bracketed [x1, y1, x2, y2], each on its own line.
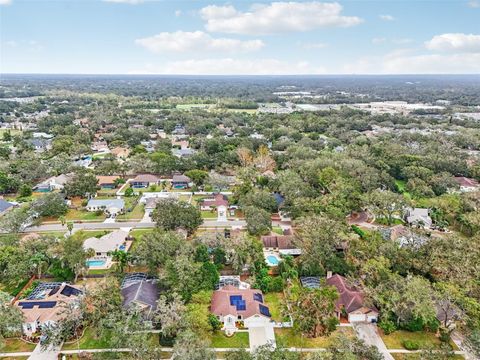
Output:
[0, 198, 15, 216]
[326, 273, 378, 323]
[261, 230, 301, 256]
[34, 174, 72, 192]
[86, 198, 125, 215]
[91, 140, 109, 153]
[111, 147, 130, 160]
[141, 192, 178, 215]
[83, 230, 129, 266]
[74, 156, 93, 168]
[131, 174, 160, 188]
[199, 193, 229, 221]
[172, 148, 196, 158]
[211, 285, 272, 334]
[171, 174, 192, 189]
[16, 283, 83, 335]
[27, 138, 52, 153]
[96, 175, 120, 189]
[454, 176, 479, 192]
[32, 132, 53, 139]
[172, 124, 186, 135]
[405, 208, 433, 229]
[121, 273, 160, 317]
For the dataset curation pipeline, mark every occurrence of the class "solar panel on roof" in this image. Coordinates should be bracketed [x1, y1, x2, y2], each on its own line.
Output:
[236, 300, 246, 311]
[230, 295, 242, 305]
[300, 276, 320, 289]
[18, 301, 57, 309]
[259, 304, 271, 317]
[60, 285, 82, 297]
[253, 293, 263, 303]
[18, 302, 35, 309]
[38, 301, 57, 308]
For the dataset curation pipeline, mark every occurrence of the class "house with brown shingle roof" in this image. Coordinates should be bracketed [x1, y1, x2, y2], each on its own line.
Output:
[211, 285, 272, 333]
[453, 176, 479, 192]
[326, 273, 378, 323]
[96, 175, 120, 189]
[110, 147, 130, 160]
[131, 174, 159, 188]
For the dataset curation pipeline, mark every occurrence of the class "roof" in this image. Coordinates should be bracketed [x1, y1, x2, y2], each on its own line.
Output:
[210, 285, 271, 319]
[454, 176, 479, 188]
[406, 208, 432, 227]
[172, 174, 191, 183]
[16, 283, 83, 324]
[122, 280, 159, 312]
[0, 199, 14, 213]
[96, 175, 120, 184]
[326, 274, 377, 315]
[83, 230, 128, 253]
[261, 235, 295, 249]
[111, 147, 130, 157]
[87, 198, 124, 209]
[201, 194, 228, 208]
[132, 174, 159, 183]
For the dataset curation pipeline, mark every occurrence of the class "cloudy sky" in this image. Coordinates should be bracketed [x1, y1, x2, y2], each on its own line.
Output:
[1, 0, 479, 74]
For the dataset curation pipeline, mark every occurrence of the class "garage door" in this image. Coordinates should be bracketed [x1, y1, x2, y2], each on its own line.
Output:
[349, 313, 367, 322]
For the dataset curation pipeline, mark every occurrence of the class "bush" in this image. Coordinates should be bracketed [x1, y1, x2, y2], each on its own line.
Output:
[403, 317, 424, 332]
[267, 276, 284, 292]
[95, 210, 104, 216]
[402, 340, 419, 350]
[378, 318, 397, 335]
[351, 225, 366, 238]
[439, 328, 451, 343]
[125, 187, 134, 197]
[208, 314, 222, 331]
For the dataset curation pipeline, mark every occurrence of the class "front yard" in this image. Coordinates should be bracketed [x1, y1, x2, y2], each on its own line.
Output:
[381, 330, 457, 350]
[274, 327, 355, 348]
[209, 331, 249, 348]
[65, 209, 106, 222]
[0, 338, 36, 353]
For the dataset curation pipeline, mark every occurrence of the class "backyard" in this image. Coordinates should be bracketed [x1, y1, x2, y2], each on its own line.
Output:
[263, 292, 286, 322]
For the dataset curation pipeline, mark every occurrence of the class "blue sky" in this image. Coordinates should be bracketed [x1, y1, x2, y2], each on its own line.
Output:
[1, 0, 479, 74]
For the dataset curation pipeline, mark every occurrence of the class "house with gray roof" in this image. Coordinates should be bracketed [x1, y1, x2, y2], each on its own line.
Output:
[121, 274, 159, 317]
[406, 208, 432, 229]
[86, 198, 124, 215]
[0, 199, 15, 216]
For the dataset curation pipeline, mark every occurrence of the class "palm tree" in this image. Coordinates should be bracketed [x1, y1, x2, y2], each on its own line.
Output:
[109, 250, 131, 273]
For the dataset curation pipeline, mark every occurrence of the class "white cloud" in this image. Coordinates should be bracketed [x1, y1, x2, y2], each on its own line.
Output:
[103, 0, 143, 4]
[300, 42, 328, 49]
[379, 14, 394, 21]
[199, 2, 363, 35]
[425, 33, 480, 53]
[343, 49, 480, 74]
[135, 31, 264, 53]
[4, 40, 17, 47]
[372, 37, 386, 44]
[129, 58, 327, 75]
[468, 0, 479, 8]
[0, 0, 12, 5]
[175, 10, 182, 17]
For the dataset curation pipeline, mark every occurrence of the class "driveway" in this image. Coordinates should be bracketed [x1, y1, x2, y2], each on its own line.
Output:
[28, 343, 60, 360]
[248, 324, 276, 351]
[354, 323, 394, 360]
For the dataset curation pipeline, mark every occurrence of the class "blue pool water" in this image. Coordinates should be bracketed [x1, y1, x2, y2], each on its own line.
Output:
[86, 259, 106, 267]
[266, 255, 279, 266]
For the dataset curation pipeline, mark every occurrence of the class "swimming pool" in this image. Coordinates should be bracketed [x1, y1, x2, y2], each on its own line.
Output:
[266, 255, 280, 266]
[86, 259, 106, 267]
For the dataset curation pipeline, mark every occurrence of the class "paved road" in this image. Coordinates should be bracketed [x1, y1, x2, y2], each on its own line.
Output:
[24, 219, 247, 233]
[354, 323, 394, 360]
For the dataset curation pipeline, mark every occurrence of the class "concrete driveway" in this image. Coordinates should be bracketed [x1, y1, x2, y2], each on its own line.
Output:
[353, 323, 394, 360]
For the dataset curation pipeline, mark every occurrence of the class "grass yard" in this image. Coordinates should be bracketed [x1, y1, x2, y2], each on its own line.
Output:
[392, 354, 464, 360]
[130, 228, 154, 240]
[381, 330, 457, 350]
[72, 230, 112, 242]
[274, 327, 354, 348]
[62, 328, 113, 350]
[264, 292, 285, 322]
[272, 226, 283, 235]
[117, 203, 144, 221]
[0, 338, 36, 353]
[65, 209, 106, 222]
[209, 331, 249, 348]
[0, 278, 30, 297]
[201, 210, 218, 219]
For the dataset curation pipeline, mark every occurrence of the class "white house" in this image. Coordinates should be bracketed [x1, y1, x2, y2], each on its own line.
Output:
[83, 230, 129, 259]
[199, 194, 229, 221]
[406, 208, 433, 229]
[86, 198, 125, 216]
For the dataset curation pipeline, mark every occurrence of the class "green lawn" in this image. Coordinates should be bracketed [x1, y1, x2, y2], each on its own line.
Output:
[201, 210, 218, 219]
[62, 328, 113, 350]
[392, 354, 464, 360]
[71, 230, 112, 242]
[272, 226, 283, 235]
[0, 278, 30, 297]
[65, 209, 106, 222]
[0, 338, 36, 353]
[209, 331, 249, 348]
[264, 292, 285, 322]
[130, 228, 154, 240]
[381, 330, 457, 350]
[117, 203, 144, 221]
[274, 327, 354, 348]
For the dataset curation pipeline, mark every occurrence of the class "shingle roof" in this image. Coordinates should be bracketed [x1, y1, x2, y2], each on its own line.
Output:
[210, 285, 270, 319]
[454, 176, 479, 188]
[172, 174, 191, 183]
[326, 274, 377, 315]
[121, 280, 159, 312]
[132, 174, 159, 183]
[261, 235, 295, 249]
[83, 230, 128, 253]
[0, 199, 14, 213]
[201, 194, 228, 207]
[87, 198, 124, 209]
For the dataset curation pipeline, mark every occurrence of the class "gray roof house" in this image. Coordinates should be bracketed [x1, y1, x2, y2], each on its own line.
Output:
[0, 199, 15, 216]
[406, 208, 432, 229]
[121, 274, 159, 316]
[86, 198, 125, 215]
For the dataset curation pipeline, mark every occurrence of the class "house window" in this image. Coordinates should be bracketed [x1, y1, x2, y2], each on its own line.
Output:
[96, 252, 101, 256]
[237, 315, 242, 320]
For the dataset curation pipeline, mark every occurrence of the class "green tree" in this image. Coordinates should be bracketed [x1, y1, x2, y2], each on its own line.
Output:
[152, 199, 202, 235]
[32, 192, 68, 217]
[172, 330, 216, 360]
[18, 184, 32, 198]
[59, 235, 94, 282]
[109, 250, 132, 273]
[0, 290, 23, 344]
[185, 169, 209, 187]
[64, 170, 98, 198]
[244, 206, 271, 236]
[364, 189, 408, 225]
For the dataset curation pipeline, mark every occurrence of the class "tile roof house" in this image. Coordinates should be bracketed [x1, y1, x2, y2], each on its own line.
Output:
[35, 174, 72, 192]
[96, 175, 120, 189]
[199, 194, 228, 210]
[110, 147, 130, 160]
[261, 231, 300, 256]
[131, 174, 159, 188]
[326, 274, 378, 323]
[211, 285, 272, 333]
[121, 276, 160, 317]
[83, 230, 129, 256]
[406, 208, 433, 229]
[16, 283, 83, 335]
[454, 176, 479, 192]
